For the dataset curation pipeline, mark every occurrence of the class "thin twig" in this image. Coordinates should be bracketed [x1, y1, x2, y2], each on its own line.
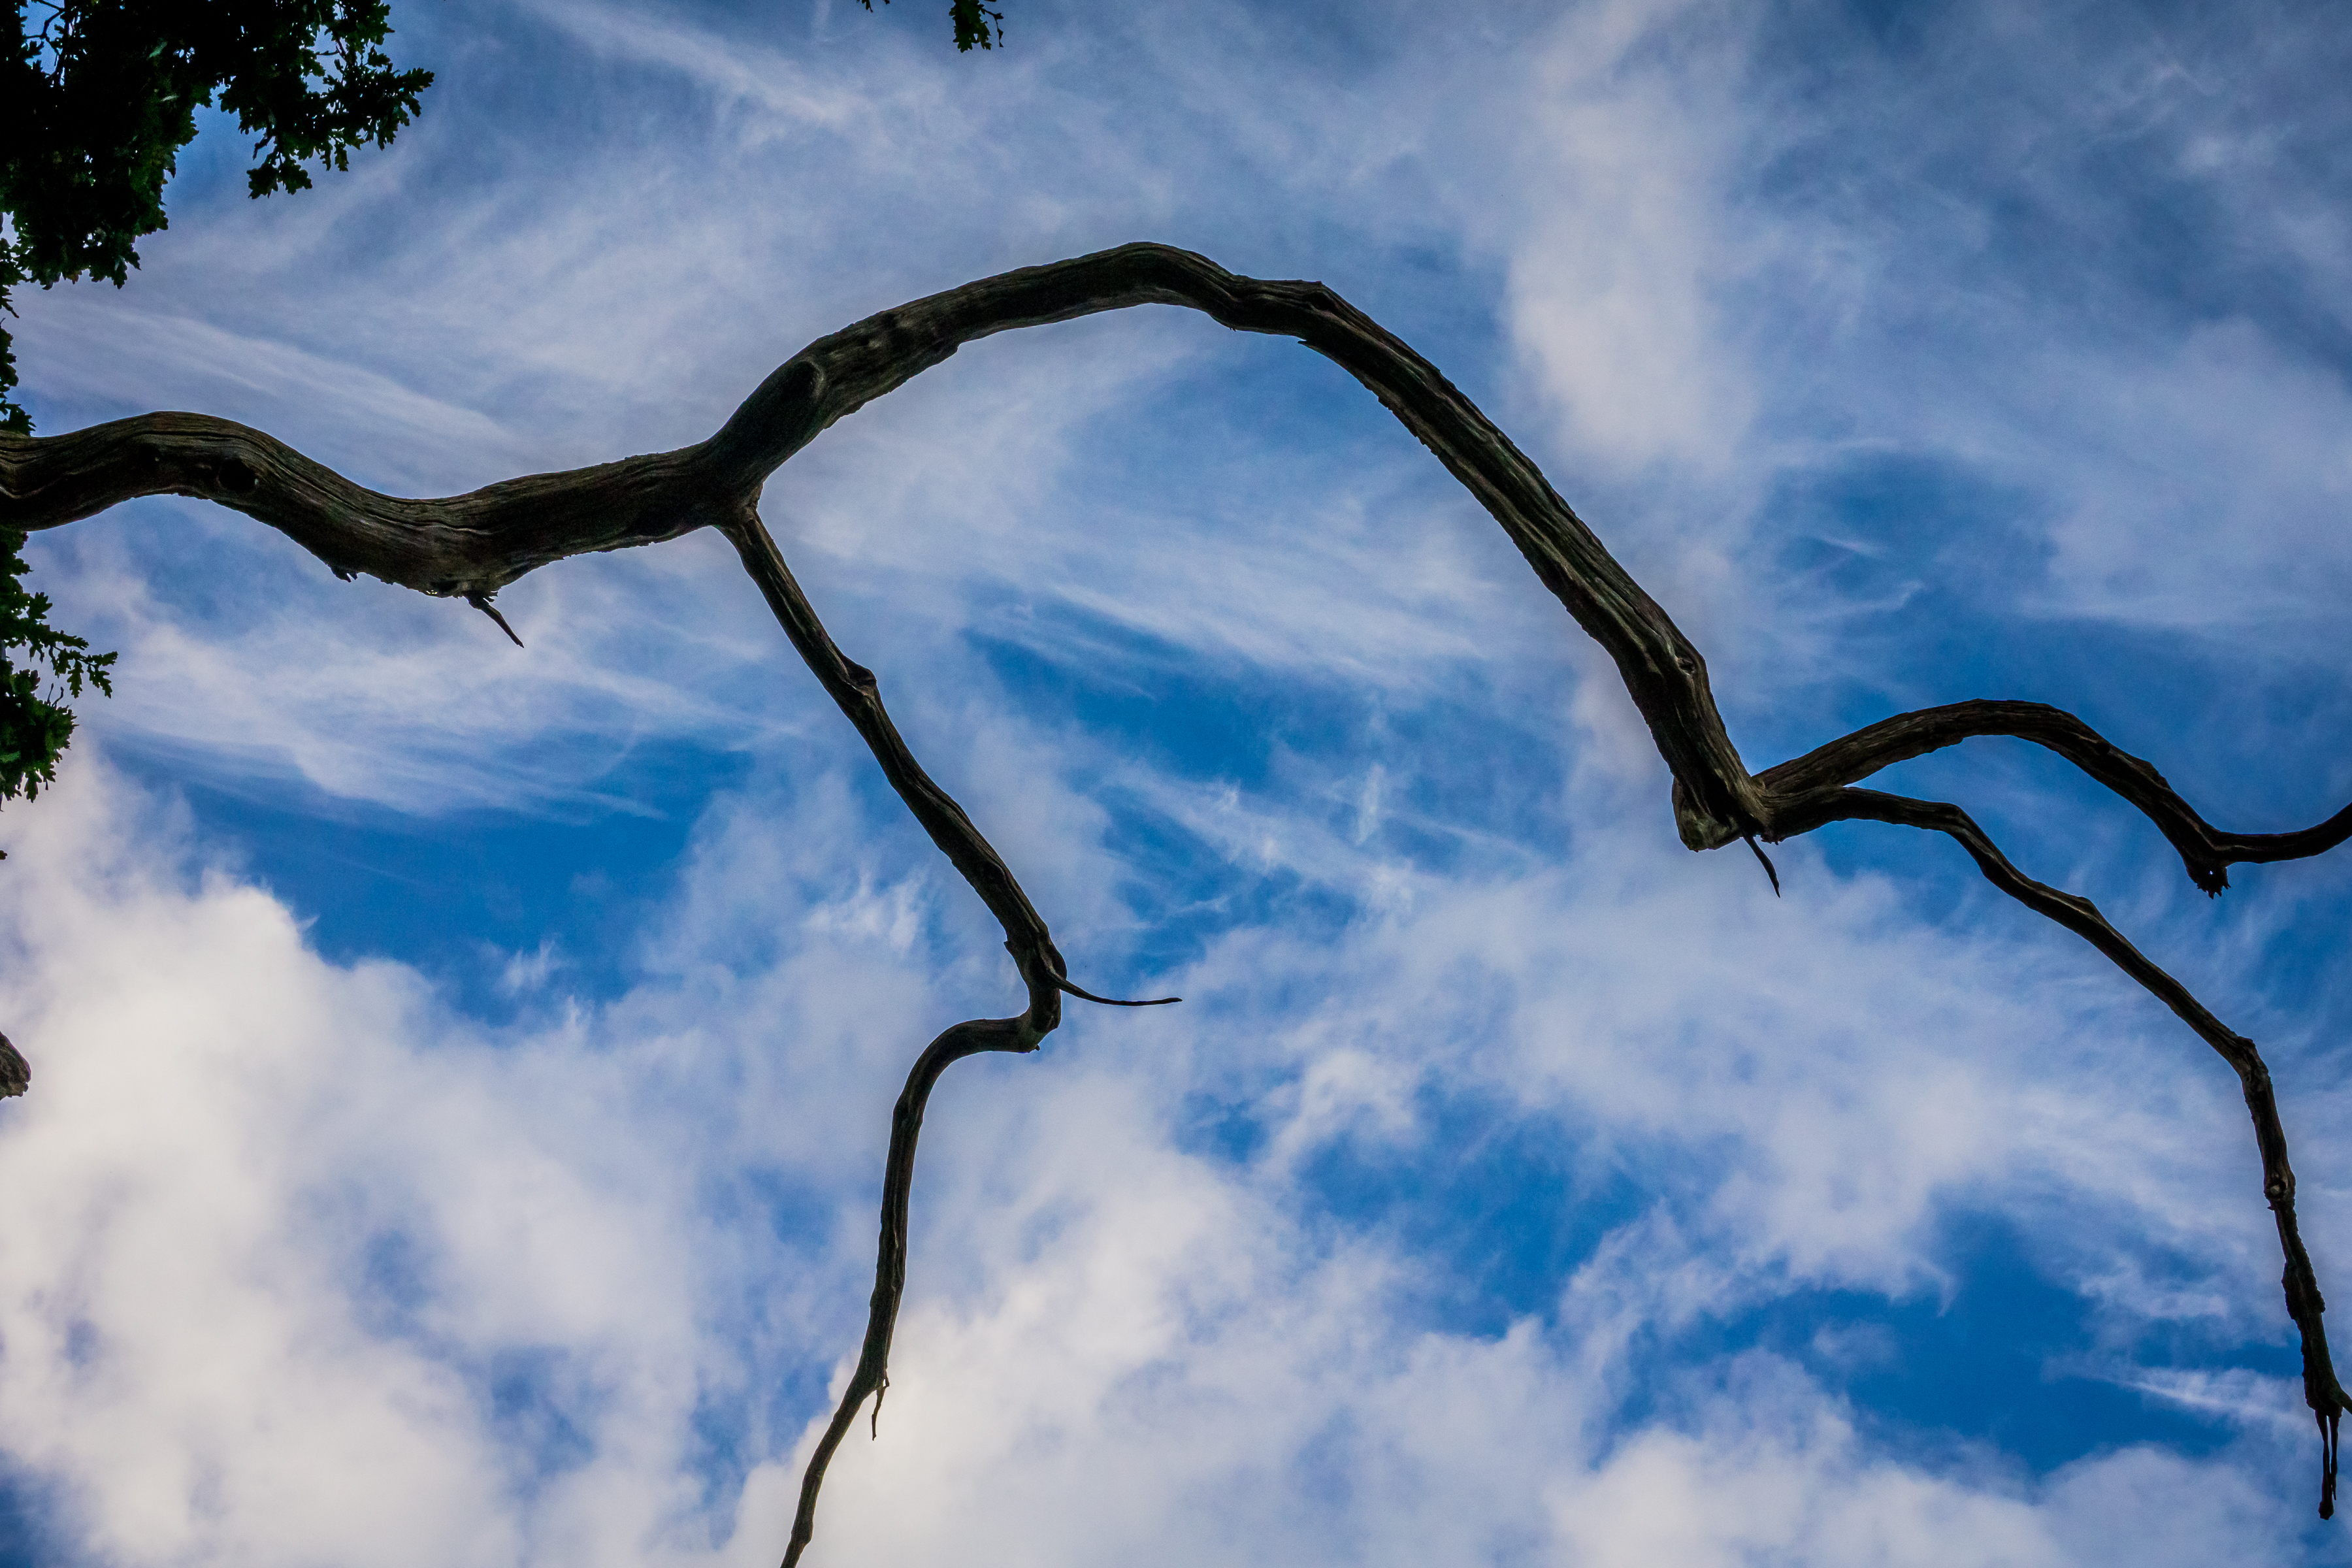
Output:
[465, 591, 524, 647]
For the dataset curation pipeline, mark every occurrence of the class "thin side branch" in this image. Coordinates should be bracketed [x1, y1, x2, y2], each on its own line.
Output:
[720, 504, 1067, 995]
[721, 503, 1162, 1561]
[1758, 699, 2352, 894]
[1774, 783, 2349, 1509]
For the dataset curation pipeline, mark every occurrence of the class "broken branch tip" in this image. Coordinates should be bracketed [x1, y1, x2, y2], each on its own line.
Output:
[465, 592, 525, 648]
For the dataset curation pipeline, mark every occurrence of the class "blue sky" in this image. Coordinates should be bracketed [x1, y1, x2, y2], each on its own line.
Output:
[5, 0, 2352, 1562]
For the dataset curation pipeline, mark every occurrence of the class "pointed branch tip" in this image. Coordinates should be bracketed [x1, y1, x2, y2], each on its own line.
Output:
[1744, 835, 1782, 897]
[2323, 1407, 2340, 1518]
[465, 593, 525, 647]
[1054, 975, 1181, 1007]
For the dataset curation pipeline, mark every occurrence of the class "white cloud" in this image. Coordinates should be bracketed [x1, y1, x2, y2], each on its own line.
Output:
[0, 717, 2335, 1566]
[1482, 0, 1765, 480]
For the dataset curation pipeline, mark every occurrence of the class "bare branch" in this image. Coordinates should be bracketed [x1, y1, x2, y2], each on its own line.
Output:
[0, 244, 1766, 847]
[1774, 783, 2349, 1510]
[721, 506, 1068, 988]
[782, 1014, 1041, 1568]
[0, 411, 741, 597]
[721, 504, 1132, 1559]
[8, 240, 2349, 1534]
[0, 1030, 25, 1098]
[1758, 699, 2352, 894]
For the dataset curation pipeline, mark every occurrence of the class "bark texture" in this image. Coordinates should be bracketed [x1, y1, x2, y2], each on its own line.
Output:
[0, 1030, 25, 1098]
[2, 241, 2342, 1554]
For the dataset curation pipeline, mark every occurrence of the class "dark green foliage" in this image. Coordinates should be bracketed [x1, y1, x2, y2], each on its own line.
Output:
[0, 2, 996, 815]
[0, 3, 422, 802]
[0, 0, 435, 430]
[0, 528, 113, 812]
[860, 0, 1006, 54]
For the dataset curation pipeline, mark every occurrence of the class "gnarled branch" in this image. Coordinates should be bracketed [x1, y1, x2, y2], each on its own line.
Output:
[1758, 699, 2352, 894]
[783, 1013, 1043, 1568]
[1771, 784, 2348, 1511]
[4, 240, 2344, 1546]
[0, 243, 1767, 847]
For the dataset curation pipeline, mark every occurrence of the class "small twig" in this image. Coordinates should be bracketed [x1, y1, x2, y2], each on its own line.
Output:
[1742, 834, 1781, 896]
[1054, 975, 1181, 1007]
[465, 592, 524, 647]
[2325, 1407, 2342, 1518]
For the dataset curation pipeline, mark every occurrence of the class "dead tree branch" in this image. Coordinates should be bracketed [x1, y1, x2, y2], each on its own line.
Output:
[1772, 785, 2348, 1509]
[1759, 699, 2352, 894]
[3, 241, 2344, 1548]
[783, 1014, 1043, 1567]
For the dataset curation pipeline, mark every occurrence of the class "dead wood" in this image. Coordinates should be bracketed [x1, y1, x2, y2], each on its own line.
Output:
[3, 241, 2344, 1552]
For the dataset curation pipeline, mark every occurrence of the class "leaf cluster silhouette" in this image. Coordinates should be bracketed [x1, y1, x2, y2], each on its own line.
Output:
[1, 0, 434, 432]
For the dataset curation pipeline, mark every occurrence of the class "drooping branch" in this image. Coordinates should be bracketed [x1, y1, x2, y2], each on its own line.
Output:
[783, 1014, 1042, 1568]
[1771, 784, 2348, 1510]
[721, 502, 1066, 992]
[721, 500, 1171, 1565]
[3, 240, 2346, 1541]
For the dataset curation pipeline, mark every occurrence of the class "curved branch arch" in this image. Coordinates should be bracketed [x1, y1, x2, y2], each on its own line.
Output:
[2, 241, 2344, 1559]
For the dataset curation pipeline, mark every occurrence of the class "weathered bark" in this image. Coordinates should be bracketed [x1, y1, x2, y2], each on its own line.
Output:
[1756, 699, 2352, 894]
[3, 241, 2344, 1554]
[0, 1030, 25, 1098]
[0, 244, 1763, 845]
[1769, 783, 2349, 1494]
